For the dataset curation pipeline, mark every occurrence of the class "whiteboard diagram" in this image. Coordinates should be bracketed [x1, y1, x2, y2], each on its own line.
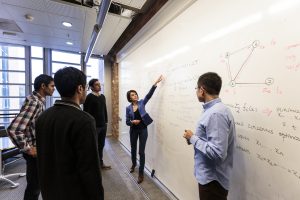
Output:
[225, 40, 274, 87]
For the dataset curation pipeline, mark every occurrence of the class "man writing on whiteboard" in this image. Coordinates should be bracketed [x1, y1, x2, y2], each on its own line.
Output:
[183, 72, 236, 200]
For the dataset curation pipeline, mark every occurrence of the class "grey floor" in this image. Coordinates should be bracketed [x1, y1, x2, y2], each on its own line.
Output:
[0, 137, 172, 200]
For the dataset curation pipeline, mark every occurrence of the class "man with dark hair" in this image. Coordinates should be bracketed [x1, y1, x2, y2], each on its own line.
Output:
[183, 72, 236, 200]
[83, 78, 111, 169]
[7, 74, 55, 200]
[35, 67, 104, 200]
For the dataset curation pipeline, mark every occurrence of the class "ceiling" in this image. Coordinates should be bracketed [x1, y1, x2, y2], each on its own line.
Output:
[0, 0, 148, 55]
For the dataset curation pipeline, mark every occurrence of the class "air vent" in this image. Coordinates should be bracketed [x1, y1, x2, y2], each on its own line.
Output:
[109, 3, 122, 14]
[0, 18, 23, 33]
[53, 0, 99, 7]
[109, 2, 137, 18]
[51, 0, 135, 17]
[3, 31, 17, 36]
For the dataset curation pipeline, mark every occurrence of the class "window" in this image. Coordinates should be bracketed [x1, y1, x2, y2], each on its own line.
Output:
[86, 57, 104, 93]
[0, 44, 26, 127]
[0, 59, 25, 71]
[52, 51, 81, 64]
[31, 46, 44, 85]
[51, 50, 81, 102]
[31, 46, 43, 58]
[0, 44, 106, 124]
[52, 63, 81, 74]
[31, 59, 44, 84]
[1, 46, 25, 58]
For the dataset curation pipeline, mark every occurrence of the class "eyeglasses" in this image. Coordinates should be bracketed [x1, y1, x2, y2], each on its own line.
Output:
[195, 86, 206, 92]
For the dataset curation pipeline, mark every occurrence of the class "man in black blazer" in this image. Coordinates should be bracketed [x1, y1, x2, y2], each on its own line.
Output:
[35, 67, 104, 200]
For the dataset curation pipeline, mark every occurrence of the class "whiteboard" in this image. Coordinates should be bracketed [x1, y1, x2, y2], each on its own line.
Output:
[118, 0, 300, 199]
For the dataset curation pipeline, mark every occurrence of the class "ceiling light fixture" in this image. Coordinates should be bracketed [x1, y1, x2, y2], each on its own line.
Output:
[62, 21, 72, 27]
[66, 41, 73, 45]
[84, 0, 111, 64]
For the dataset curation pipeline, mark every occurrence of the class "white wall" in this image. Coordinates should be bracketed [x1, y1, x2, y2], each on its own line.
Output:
[118, 0, 300, 199]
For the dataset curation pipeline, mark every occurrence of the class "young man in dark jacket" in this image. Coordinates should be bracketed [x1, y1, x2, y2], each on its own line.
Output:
[35, 67, 104, 200]
[84, 78, 111, 169]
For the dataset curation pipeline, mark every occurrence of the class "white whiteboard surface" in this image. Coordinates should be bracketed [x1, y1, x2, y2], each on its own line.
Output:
[119, 0, 300, 199]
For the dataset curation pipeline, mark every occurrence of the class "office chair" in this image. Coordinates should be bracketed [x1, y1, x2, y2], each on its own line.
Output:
[0, 128, 26, 188]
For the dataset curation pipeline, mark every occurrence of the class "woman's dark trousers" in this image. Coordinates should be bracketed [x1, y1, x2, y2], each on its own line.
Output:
[130, 128, 148, 175]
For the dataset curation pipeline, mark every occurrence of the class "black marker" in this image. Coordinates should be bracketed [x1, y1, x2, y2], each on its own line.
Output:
[185, 130, 192, 145]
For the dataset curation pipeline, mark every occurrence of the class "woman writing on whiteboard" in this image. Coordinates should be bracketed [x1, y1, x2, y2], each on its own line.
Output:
[126, 75, 163, 184]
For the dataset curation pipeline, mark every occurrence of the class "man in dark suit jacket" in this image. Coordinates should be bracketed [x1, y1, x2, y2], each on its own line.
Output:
[35, 67, 104, 200]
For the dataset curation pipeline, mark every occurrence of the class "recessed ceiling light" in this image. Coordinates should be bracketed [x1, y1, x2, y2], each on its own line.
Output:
[62, 22, 72, 27]
[66, 41, 73, 45]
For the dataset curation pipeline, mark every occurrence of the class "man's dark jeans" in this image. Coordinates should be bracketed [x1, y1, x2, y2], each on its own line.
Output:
[23, 153, 40, 200]
[198, 180, 228, 200]
[96, 125, 107, 164]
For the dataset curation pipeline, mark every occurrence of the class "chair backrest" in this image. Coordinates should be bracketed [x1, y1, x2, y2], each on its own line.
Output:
[2, 148, 21, 161]
[0, 128, 8, 137]
[0, 128, 22, 169]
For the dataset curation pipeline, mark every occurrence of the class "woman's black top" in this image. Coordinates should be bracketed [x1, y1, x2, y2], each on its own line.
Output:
[132, 109, 146, 129]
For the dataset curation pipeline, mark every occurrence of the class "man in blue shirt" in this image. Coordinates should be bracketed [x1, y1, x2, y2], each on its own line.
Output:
[183, 72, 236, 200]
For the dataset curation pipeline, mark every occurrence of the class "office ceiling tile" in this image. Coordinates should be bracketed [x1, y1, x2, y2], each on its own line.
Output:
[0, 2, 11, 19]
[16, 22, 53, 36]
[94, 13, 131, 55]
[3, 4, 51, 27]
[0, 0, 165, 56]
[46, 13, 84, 31]
[113, 0, 147, 9]
[0, 35, 28, 46]
[54, 29, 81, 41]
[129, 0, 147, 9]
[1, 0, 46, 11]
[80, 7, 97, 52]
[44, 0, 86, 20]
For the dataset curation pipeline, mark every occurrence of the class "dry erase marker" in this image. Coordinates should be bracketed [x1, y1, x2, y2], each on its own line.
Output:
[185, 130, 192, 145]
